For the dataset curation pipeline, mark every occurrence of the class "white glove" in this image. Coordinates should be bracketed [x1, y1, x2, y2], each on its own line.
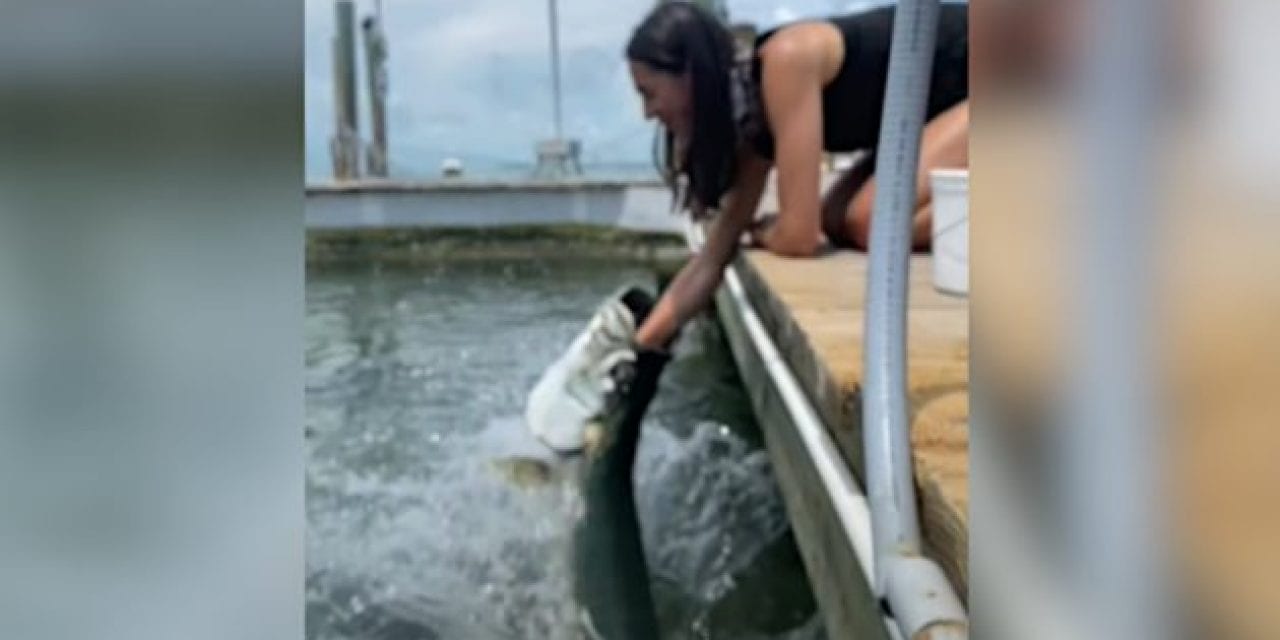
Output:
[526, 288, 652, 454]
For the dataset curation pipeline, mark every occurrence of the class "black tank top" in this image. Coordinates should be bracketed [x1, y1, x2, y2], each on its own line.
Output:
[745, 4, 969, 159]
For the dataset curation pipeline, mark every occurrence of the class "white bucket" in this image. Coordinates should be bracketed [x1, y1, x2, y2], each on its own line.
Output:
[930, 169, 969, 296]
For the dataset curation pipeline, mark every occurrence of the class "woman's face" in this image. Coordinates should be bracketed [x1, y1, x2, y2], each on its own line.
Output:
[628, 60, 693, 139]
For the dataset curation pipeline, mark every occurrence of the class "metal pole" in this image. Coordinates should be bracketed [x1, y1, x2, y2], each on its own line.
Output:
[330, 37, 346, 178]
[335, 1, 359, 139]
[362, 12, 389, 177]
[547, 0, 564, 140]
[332, 0, 360, 179]
[862, 0, 967, 637]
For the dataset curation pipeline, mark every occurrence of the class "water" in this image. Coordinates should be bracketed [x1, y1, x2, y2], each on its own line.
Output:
[307, 259, 824, 639]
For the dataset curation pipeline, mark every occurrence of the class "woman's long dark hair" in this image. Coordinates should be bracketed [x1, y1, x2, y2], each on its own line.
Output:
[627, 2, 737, 213]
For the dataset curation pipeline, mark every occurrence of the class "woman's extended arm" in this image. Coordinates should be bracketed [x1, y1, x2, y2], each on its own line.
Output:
[634, 150, 772, 350]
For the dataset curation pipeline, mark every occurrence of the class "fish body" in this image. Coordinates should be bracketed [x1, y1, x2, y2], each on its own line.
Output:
[571, 349, 669, 640]
[525, 287, 666, 639]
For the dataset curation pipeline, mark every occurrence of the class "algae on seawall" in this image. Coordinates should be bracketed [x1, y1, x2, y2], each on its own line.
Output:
[306, 225, 689, 267]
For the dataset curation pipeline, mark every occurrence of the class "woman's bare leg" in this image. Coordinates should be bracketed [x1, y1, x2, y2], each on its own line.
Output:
[845, 100, 969, 250]
[819, 150, 876, 245]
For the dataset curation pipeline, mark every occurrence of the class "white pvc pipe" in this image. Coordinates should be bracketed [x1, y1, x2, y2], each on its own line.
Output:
[863, 0, 940, 577]
[861, 0, 969, 636]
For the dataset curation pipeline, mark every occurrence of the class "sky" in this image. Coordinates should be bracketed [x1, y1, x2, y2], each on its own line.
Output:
[305, 0, 889, 180]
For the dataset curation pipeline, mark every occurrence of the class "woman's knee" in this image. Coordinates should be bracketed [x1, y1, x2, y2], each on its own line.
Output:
[845, 184, 875, 250]
[920, 101, 969, 172]
[841, 104, 967, 251]
[845, 195, 932, 251]
[826, 153, 876, 248]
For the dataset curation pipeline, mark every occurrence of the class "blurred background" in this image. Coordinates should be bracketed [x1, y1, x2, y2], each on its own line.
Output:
[973, 1, 1280, 638]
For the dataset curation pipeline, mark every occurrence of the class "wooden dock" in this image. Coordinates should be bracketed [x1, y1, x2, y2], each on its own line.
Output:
[715, 249, 969, 636]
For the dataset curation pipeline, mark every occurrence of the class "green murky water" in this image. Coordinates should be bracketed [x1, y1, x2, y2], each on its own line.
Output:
[306, 259, 824, 639]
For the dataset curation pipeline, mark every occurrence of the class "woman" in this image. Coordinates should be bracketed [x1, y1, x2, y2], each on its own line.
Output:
[625, 1, 968, 352]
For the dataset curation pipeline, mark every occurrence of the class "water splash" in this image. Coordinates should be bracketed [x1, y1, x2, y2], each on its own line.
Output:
[636, 421, 790, 603]
[306, 261, 822, 639]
